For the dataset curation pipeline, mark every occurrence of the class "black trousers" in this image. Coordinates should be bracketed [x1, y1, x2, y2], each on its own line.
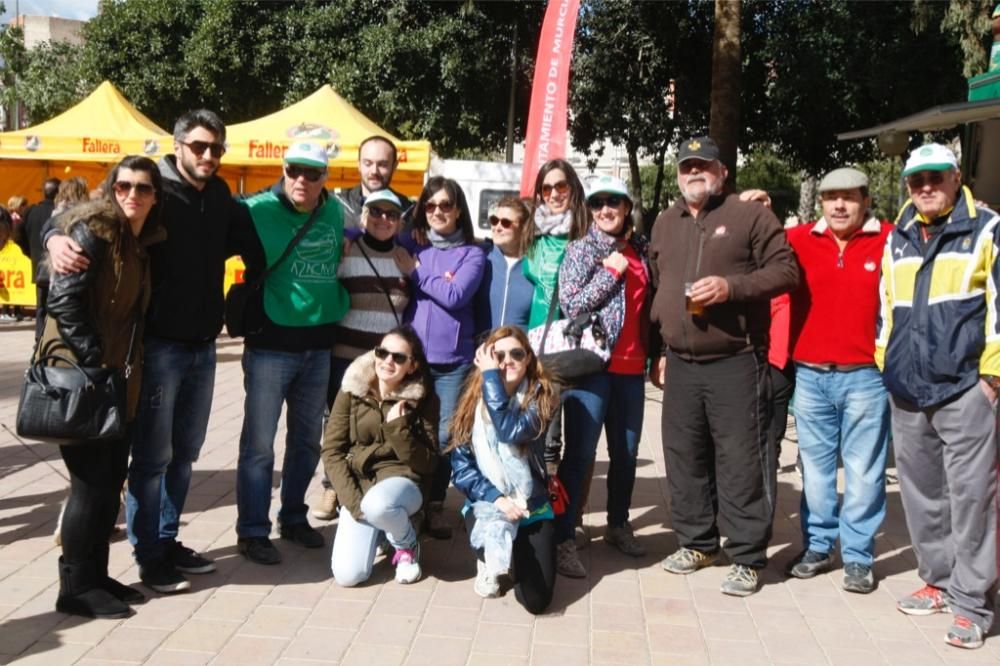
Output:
[661, 350, 775, 568]
[768, 362, 796, 458]
[464, 512, 556, 614]
[59, 435, 130, 566]
[34, 283, 48, 340]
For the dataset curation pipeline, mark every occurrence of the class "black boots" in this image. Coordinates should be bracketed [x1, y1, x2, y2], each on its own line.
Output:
[93, 543, 145, 604]
[55, 557, 131, 619]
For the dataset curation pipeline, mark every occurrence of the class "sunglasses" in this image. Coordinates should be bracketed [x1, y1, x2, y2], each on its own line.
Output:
[374, 346, 411, 365]
[285, 165, 325, 183]
[489, 215, 518, 229]
[113, 181, 155, 197]
[906, 171, 947, 189]
[181, 140, 226, 158]
[541, 180, 570, 198]
[367, 206, 401, 221]
[587, 195, 624, 210]
[494, 347, 527, 364]
[424, 200, 455, 214]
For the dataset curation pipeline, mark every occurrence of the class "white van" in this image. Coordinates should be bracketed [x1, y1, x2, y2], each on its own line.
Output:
[429, 159, 523, 240]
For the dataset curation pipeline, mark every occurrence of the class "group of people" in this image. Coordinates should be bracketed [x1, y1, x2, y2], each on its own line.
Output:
[25, 111, 998, 650]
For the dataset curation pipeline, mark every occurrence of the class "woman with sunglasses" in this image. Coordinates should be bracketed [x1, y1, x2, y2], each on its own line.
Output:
[404, 176, 486, 538]
[524, 159, 589, 328]
[552, 175, 651, 577]
[474, 196, 535, 333]
[323, 326, 439, 586]
[37, 156, 164, 618]
[448, 326, 558, 611]
[524, 160, 589, 547]
[313, 190, 416, 520]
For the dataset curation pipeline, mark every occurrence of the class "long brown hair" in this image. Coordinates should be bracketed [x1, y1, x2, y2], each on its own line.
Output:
[531, 159, 589, 241]
[447, 326, 557, 451]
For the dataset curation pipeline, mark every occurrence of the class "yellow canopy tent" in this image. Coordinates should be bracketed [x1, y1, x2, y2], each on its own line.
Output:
[0, 80, 171, 204]
[0, 81, 171, 305]
[219, 85, 430, 197]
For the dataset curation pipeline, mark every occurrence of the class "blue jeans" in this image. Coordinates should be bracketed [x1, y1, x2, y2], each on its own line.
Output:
[555, 373, 611, 543]
[605, 372, 645, 527]
[429, 362, 472, 503]
[236, 348, 329, 538]
[794, 365, 890, 565]
[126, 338, 216, 565]
[331, 477, 422, 586]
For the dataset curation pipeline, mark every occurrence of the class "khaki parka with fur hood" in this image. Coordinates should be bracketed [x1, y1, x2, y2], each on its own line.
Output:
[321, 350, 440, 518]
[35, 199, 164, 420]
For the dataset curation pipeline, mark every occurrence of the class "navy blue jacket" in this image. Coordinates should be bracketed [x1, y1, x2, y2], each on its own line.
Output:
[474, 242, 534, 337]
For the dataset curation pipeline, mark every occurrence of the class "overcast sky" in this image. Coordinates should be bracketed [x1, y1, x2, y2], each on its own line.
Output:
[1, 0, 98, 22]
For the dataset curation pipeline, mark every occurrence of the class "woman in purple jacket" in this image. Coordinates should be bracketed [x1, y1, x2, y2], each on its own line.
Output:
[402, 176, 486, 537]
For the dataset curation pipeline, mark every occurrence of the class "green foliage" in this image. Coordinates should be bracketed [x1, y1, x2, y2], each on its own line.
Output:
[749, 0, 968, 176]
[639, 161, 679, 215]
[9, 0, 543, 156]
[18, 40, 92, 124]
[736, 147, 799, 193]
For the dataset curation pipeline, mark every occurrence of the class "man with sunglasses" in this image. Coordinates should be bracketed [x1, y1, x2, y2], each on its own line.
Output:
[234, 140, 350, 566]
[46, 109, 247, 594]
[335, 135, 411, 230]
[877, 143, 1000, 650]
[648, 135, 798, 597]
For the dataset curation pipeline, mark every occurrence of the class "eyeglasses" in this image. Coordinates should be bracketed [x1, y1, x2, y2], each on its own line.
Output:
[374, 346, 411, 365]
[112, 181, 156, 198]
[367, 206, 401, 222]
[285, 165, 325, 183]
[587, 195, 624, 210]
[181, 140, 226, 158]
[424, 200, 455, 214]
[678, 159, 714, 174]
[906, 171, 947, 189]
[489, 215, 518, 229]
[541, 180, 570, 198]
[494, 347, 527, 364]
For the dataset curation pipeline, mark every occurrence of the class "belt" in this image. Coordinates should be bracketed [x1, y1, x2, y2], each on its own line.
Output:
[797, 361, 877, 373]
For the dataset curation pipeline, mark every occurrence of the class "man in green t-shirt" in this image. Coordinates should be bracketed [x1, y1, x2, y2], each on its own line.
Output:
[235, 140, 349, 566]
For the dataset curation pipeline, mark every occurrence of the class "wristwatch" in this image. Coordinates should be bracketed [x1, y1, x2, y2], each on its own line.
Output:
[982, 375, 1000, 392]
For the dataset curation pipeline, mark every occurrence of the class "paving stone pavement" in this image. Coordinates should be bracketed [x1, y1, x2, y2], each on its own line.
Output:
[0, 323, 998, 664]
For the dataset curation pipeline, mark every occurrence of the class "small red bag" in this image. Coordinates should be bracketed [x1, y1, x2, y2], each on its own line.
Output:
[548, 475, 570, 515]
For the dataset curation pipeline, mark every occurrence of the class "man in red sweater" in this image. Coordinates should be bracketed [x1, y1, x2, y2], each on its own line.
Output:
[784, 167, 892, 594]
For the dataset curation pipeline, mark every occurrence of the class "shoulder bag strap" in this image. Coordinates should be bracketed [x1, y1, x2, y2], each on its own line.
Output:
[355, 239, 402, 326]
[248, 204, 323, 288]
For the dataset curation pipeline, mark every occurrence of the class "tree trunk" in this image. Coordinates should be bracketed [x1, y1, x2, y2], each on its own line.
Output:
[627, 147, 644, 234]
[652, 147, 666, 214]
[708, 0, 741, 193]
[798, 173, 817, 222]
[504, 23, 518, 163]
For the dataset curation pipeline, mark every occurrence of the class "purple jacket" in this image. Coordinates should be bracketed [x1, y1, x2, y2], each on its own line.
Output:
[409, 242, 486, 364]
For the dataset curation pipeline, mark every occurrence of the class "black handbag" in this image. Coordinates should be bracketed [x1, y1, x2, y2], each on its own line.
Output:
[225, 205, 322, 338]
[16, 355, 127, 443]
[16, 297, 142, 445]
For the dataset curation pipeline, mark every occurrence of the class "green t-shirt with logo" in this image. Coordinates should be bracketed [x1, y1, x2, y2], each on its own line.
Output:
[244, 191, 349, 327]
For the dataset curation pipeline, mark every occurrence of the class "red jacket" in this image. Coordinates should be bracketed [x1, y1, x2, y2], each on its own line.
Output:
[787, 216, 893, 365]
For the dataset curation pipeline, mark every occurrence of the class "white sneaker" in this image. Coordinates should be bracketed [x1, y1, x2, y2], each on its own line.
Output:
[392, 544, 421, 584]
[474, 560, 500, 598]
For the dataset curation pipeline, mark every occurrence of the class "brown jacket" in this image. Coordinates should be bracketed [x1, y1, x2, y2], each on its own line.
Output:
[649, 194, 798, 361]
[321, 351, 440, 518]
[36, 200, 163, 419]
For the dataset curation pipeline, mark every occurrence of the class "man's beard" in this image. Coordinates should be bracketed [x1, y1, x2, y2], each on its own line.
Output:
[681, 178, 721, 206]
[180, 154, 215, 183]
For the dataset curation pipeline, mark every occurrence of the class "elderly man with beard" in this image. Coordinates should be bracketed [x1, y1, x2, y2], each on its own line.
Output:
[648, 136, 799, 596]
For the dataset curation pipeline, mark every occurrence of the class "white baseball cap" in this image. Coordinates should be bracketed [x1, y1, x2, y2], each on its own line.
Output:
[284, 140, 329, 168]
[902, 143, 958, 177]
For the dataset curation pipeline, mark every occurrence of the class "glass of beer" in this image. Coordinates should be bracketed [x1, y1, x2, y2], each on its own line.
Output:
[685, 282, 705, 317]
